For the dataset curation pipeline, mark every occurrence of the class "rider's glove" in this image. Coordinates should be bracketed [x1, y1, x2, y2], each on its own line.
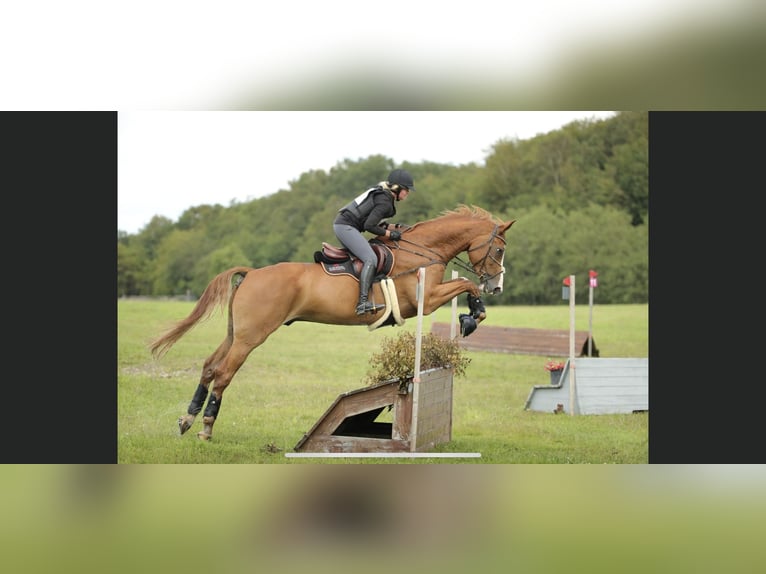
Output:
[389, 230, 402, 241]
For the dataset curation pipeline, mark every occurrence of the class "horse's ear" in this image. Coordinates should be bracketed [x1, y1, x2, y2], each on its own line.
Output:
[503, 220, 516, 232]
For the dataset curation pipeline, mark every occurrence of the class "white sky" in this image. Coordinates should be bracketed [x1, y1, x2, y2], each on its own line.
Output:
[117, 111, 616, 234]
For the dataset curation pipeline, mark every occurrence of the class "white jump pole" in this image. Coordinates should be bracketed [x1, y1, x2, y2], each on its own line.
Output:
[410, 268, 427, 452]
[450, 270, 459, 339]
[568, 274, 576, 416]
[413, 267, 426, 383]
[587, 269, 597, 357]
[588, 281, 594, 357]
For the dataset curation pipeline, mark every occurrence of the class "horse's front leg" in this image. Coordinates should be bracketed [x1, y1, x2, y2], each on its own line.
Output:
[423, 277, 485, 318]
[459, 293, 486, 337]
[423, 278, 486, 337]
[465, 292, 486, 320]
[423, 277, 483, 312]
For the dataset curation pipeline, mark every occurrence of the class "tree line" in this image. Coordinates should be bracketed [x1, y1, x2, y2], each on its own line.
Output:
[118, 111, 647, 305]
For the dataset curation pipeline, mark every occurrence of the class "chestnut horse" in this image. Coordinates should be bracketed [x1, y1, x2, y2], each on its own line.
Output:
[149, 205, 516, 440]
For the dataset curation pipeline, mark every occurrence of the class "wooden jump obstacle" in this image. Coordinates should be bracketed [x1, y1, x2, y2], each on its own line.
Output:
[292, 367, 454, 453]
[524, 357, 648, 415]
[292, 267, 457, 455]
[431, 323, 598, 357]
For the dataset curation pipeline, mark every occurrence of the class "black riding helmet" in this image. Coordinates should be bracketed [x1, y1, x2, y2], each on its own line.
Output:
[387, 168, 415, 191]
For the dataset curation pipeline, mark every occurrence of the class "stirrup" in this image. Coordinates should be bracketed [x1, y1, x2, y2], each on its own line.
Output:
[356, 301, 385, 315]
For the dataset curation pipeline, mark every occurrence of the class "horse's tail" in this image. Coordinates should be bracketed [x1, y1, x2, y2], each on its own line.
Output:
[149, 266, 253, 359]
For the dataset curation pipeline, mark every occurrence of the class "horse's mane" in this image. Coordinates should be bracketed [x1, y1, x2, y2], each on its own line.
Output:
[411, 204, 503, 230]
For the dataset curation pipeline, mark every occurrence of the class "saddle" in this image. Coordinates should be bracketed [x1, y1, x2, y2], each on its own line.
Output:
[313, 239, 394, 279]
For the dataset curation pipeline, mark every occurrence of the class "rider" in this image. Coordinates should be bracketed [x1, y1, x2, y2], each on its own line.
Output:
[333, 168, 415, 315]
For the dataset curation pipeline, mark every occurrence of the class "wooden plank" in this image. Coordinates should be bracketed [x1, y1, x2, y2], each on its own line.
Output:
[431, 323, 598, 357]
[392, 387, 412, 441]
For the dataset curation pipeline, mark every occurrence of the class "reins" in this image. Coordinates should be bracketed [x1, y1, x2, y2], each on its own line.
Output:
[388, 240, 448, 279]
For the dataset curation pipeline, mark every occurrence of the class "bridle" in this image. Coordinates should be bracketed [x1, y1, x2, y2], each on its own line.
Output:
[390, 224, 506, 284]
[452, 224, 506, 285]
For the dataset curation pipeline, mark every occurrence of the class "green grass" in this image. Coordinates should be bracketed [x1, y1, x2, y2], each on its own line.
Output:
[118, 300, 647, 463]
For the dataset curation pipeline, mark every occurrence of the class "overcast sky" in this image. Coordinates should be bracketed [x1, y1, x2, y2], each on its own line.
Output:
[118, 111, 616, 234]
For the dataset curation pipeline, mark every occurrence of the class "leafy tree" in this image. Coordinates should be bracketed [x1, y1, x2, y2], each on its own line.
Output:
[151, 228, 212, 296]
[117, 240, 146, 297]
[191, 243, 250, 294]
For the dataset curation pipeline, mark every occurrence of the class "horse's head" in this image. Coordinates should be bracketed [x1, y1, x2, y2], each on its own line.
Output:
[400, 206, 516, 295]
[467, 219, 516, 294]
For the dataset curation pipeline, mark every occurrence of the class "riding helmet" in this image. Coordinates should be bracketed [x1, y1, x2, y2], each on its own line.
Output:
[388, 168, 415, 191]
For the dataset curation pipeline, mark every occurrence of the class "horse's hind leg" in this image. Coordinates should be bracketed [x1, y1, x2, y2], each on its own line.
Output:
[178, 339, 231, 435]
[196, 340, 254, 441]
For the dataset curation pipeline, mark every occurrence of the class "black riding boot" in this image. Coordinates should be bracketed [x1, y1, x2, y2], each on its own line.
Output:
[355, 261, 385, 315]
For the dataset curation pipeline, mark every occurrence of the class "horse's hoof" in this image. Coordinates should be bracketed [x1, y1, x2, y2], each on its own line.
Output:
[178, 417, 192, 435]
[197, 431, 212, 441]
[459, 314, 478, 337]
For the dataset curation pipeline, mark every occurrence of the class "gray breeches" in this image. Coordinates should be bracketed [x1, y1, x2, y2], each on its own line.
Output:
[333, 224, 376, 265]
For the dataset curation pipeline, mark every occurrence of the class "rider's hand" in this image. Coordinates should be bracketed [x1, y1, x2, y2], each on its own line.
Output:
[389, 230, 402, 241]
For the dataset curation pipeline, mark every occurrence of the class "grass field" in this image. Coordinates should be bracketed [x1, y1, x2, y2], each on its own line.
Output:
[118, 299, 648, 463]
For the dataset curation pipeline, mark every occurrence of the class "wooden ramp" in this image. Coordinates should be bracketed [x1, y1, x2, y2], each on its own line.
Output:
[431, 323, 598, 357]
[293, 367, 454, 453]
[524, 358, 648, 415]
